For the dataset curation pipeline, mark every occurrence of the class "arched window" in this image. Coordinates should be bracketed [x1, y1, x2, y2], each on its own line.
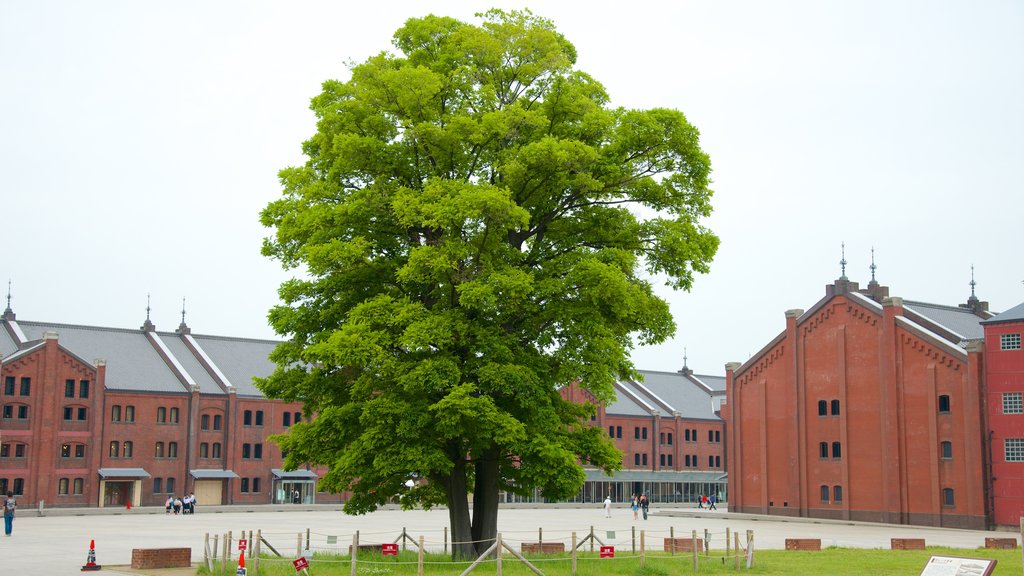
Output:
[820, 485, 830, 503]
[941, 441, 953, 459]
[155, 442, 164, 458]
[212, 443, 222, 459]
[122, 441, 133, 458]
[166, 477, 175, 494]
[125, 405, 135, 422]
[169, 407, 179, 423]
[830, 400, 840, 415]
[153, 478, 162, 494]
[201, 415, 210, 430]
[833, 485, 843, 503]
[942, 488, 954, 507]
[832, 442, 842, 459]
[168, 442, 178, 458]
[111, 405, 121, 422]
[938, 395, 951, 413]
[73, 478, 83, 494]
[818, 400, 827, 416]
[59, 478, 70, 495]
[109, 441, 119, 458]
[819, 442, 829, 458]
[199, 443, 209, 458]
[157, 407, 167, 423]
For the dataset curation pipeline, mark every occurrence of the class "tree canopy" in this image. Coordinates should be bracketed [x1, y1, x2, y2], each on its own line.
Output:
[258, 8, 718, 558]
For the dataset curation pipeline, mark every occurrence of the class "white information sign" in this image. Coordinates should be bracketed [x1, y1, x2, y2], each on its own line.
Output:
[919, 555, 996, 576]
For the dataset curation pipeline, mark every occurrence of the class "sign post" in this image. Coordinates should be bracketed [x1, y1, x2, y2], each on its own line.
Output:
[293, 556, 310, 575]
[382, 543, 398, 556]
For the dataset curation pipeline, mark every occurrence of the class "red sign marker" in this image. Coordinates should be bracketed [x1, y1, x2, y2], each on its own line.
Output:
[382, 543, 399, 556]
[238, 539, 248, 551]
[293, 556, 309, 572]
[600, 545, 615, 558]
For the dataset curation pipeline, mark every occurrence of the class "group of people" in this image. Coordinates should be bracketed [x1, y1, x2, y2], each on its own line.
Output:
[696, 493, 718, 510]
[601, 493, 650, 519]
[165, 493, 197, 515]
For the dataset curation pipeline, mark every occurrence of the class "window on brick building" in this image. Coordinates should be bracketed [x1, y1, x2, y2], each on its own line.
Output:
[166, 477, 175, 494]
[284, 412, 292, 427]
[294, 412, 302, 423]
[831, 400, 840, 415]
[667, 454, 673, 466]
[714, 430, 721, 442]
[242, 444, 251, 459]
[80, 380, 89, 398]
[0, 479, 7, 493]
[668, 432, 673, 445]
[642, 427, 647, 440]
[59, 478, 69, 495]
[708, 455, 714, 468]
[76, 444, 85, 458]
[200, 443, 209, 458]
[212, 443, 222, 458]
[73, 478, 83, 494]
[819, 442, 829, 458]
[122, 441, 133, 458]
[941, 441, 953, 460]
[634, 427, 640, 440]
[616, 426, 622, 439]
[1, 405, 11, 419]
[241, 478, 250, 493]
[634, 453, 639, 466]
[832, 442, 842, 459]
[169, 407, 179, 423]
[255, 411, 264, 426]
[157, 407, 167, 423]
[820, 485, 829, 503]
[818, 400, 827, 416]
[252, 478, 261, 493]
[14, 444, 25, 458]
[125, 405, 135, 422]
[12, 478, 24, 495]
[167, 442, 177, 458]
[17, 405, 27, 419]
[1006, 438, 1024, 462]
[153, 478, 162, 494]
[201, 414, 210, 430]
[938, 395, 951, 413]
[660, 454, 665, 466]
[942, 488, 954, 507]
[109, 441, 119, 458]
[244, 410, 253, 426]
[708, 430, 714, 442]
[65, 379, 75, 398]
[660, 432, 665, 445]
[609, 426, 614, 438]
[77, 407, 87, 421]
[1003, 392, 1023, 415]
[1001, 333, 1022, 351]
[155, 442, 164, 458]
[254, 443, 262, 459]
[641, 453, 647, 466]
[213, 414, 222, 430]
[20, 377, 30, 396]
[685, 429, 691, 441]
[833, 485, 843, 503]
[3, 376, 13, 395]
[112, 405, 121, 422]
[61, 443, 71, 458]
[715, 455, 721, 468]
[63, 406, 73, 420]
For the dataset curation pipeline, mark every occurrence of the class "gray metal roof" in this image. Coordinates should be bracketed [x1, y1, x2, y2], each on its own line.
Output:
[633, 370, 720, 420]
[156, 333, 224, 395]
[98, 468, 151, 478]
[691, 373, 726, 392]
[0, 325, 17, 357]
[16, 321, 189, 393]
[190, 334, 278, 397]
[903, 301, 987, 341]
[191, 469, 239, 479]
[271, 468, 318, 479]
[606, 381, 654, 417]
[982, 301, 1024, 325]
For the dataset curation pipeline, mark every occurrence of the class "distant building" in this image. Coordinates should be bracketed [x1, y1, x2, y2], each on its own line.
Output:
[725, 272, 1023, 529]
[560, 366, 727, 504]
[0, 302, 334, 508]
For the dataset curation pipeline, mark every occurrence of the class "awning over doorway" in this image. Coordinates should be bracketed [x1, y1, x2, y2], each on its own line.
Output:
[190, 469, 240, 479]
[271, 468, 318, 480]
[98, 468, 151, 479]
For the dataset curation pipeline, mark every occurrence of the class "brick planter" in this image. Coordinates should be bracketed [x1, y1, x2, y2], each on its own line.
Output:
[785, 539, 821, 551]
[663, 537, 704, 552]
[131, 548, 191, 569]
[520, 542, 565, 554]
[891, 538, 926, 550]
[985, 538, 1018, 549]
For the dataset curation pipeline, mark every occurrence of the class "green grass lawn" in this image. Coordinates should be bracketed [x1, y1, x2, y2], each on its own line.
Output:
[199, 546, 1022, 575]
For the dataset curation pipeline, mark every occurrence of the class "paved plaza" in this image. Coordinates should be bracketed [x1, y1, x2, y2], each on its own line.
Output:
[0, 504, 1018, 575]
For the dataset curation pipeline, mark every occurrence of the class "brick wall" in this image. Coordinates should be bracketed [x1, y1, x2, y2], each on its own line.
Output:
[131, 547, 191, 569]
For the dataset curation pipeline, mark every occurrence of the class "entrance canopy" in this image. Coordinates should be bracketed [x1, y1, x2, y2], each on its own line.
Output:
[271, 468, 318, 480]
[190, 469, 240, 479]
[98, 468, 150, 479]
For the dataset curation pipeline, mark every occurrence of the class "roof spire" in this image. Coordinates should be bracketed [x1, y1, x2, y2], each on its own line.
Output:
[3, 280, 13, 320]
[869, 247, 877, 283]
[678, 346, 692, 376]
[683, 347, 688, 369]
[141, 293, 156, 332]
[839, 242, 848, 281]
[970, 265, 977, 298]
[177, 297, 191, 334]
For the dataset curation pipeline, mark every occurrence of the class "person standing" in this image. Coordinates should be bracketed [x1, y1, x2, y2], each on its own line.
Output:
[639, 493, 649, 520]
[3, 491, 15, 536]
[603, 495, 612, 518]
[631, 494, 639, 520]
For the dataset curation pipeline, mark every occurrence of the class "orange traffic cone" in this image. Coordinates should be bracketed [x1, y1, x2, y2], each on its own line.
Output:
[235, 551, 246, 575]
[81, 539, 102, 571]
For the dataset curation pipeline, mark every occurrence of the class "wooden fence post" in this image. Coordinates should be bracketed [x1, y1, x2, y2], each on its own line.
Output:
[212, 533, 219, 560]
[418, 535, 425, 576]
[403, 527, 408, 552]
[640, 529, 646, 569]
[350, 532, 358, 576]
[571, 532, 577, 576]
[745, 530, 754, 569]
[705, 528, 710, 555]
[726, 527, 731, 559]
[306, 528, 310, 552]
[496, 532, 503, 576]
[590, 526, 594, 552]
[539, 526, 542, 546]
[670, 526, 675, 555]
[632, 525, 636, 553]
[444, 526, 448, 555]
[692, 529, 699, 572]
[254, 530, 261, 572]
[734, 531, 740, 571]
[297, 533, 302, 558]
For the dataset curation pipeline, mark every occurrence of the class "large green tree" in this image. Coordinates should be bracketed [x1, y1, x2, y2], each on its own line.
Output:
[258, 9, 718, 559]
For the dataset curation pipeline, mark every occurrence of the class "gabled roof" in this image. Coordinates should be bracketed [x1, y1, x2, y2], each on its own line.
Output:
[633, 370, 720, 420]
[157, 333, 224, 395]
[982, 301, 1024, 325]
[606, 381, 654, 416]
[16, 321, 190, 393]
[903, 300, 989, 342]
[190, 334, 278, 397]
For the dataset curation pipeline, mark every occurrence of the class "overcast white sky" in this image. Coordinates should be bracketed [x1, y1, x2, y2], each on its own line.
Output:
[2, 1, 1021, 376]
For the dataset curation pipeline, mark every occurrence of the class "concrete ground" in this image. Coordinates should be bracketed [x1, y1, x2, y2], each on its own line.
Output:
[1, 503, 1018, 575]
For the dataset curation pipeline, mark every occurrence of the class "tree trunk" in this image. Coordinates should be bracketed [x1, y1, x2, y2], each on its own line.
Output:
[444, 457, 475, 560]
[471, 448, 500, 556]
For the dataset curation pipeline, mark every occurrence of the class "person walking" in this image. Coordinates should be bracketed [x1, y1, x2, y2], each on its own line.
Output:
[631, 494, 639, 520]
[639, 493, 649, 520]
[3, 491, 15, 536]
[603, 495, 612, 518]
[697, 494, 704, 509]
[708, 493, 717, 510]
